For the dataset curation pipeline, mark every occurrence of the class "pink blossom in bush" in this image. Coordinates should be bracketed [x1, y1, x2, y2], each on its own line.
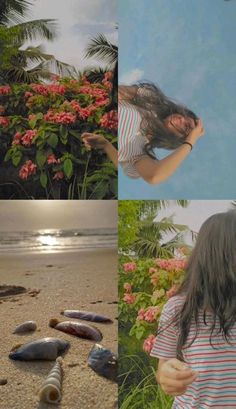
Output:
[47, 154, 60, 165]
[44, 111, 76, 124]
[0, 85, 11, 95]
[12, 132, 22, 145]
[31, 84, 49, 96]
[100, 110, 118, 130]
[150, 273, 159, 286]
[144, 306, 160, 322]
[137, 308, 146, 321]
[123, 262, 137, 273]
[149, 267, 158, 275]
[53, 171, 64, 181]
[123, 282, 132, 293]
[155, 258, 186, 272]
[19, 160, 37, 180]
[166, 284, 178, 299]
[0, 116, 9, 127]
[24, 91, 33, 98]
[123, 293, 136, 304]
[143, 334, 156, 354]
[47, 84, 66, 95]
[21, 130, 37, 146]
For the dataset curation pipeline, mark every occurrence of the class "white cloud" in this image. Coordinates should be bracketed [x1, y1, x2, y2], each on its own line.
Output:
[120, 68, 144, 84]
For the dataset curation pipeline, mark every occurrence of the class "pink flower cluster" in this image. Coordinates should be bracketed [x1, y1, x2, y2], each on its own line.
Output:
[123, 293, 136, 304]
[31, 83, 66, 96]
[25, 91, 33, 98]
[143, 334, 156, 354]
[0, 85, 11, 95]
[44, 110, 76, 124]
[21, 130, 37, 146]
[149, 267, 158, 275]
[100, 110, 118, 130]
[102, 71, 113, 91]
[137, 306, 160, 323]
[123, 282, 132, 292]
[47, 154, 60, 165]
[19, 160, 37, 180]
[0, 116, 9, 127]
[123, 262, 137, 273]
[166, 284, 178, 299]
[155, 258, 187, 271]
[70, 100, 95, 119]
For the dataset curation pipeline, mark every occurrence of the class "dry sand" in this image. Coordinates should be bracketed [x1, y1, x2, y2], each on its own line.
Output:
[0, 249, 117, 409]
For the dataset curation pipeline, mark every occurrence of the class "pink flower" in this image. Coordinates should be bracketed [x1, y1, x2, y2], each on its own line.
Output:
[144, 307, 160, 322]
[123, 262, 137, 273]
[143, 334, 156, 354]
[53, 171, 64, 181]
[0, 116, 9, 127]
[19, 160, 37, 180]
[150, 273, 159, 286]
[166, 284, 178, 299]
[24, 91, 33, 98]
[12, 132, 22, 145]
[47, 154, 60, 165]
[149, 267, 158, 275]
[104, 71, 113, 81]
[44, 111, 76, 124]
[21, 130, 37, 146]
[31, 84, 48, 96]
[123, 293, 136, 304]
[155, 258, 186, 272]
[94, 97, 110, 107]
[28, 114, 37, 121]
[100, 110, 118, 130]
[123, 282, 132, 293]
[47, 84, 66, 95]
[0, 85, 11, 95]
[137, 308, 146, 321]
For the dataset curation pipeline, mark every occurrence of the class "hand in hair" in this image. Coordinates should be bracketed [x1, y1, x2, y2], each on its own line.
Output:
[186, 119, 205, 146]
[81, 133, 118, 168]
[156, 358, 198, 397]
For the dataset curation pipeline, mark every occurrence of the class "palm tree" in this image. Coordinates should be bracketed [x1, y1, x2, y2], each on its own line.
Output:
[0, 0, 75, 83]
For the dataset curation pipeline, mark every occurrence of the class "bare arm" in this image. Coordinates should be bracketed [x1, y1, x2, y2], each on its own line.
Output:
[156, 358, 198, 396]
[103, 142, 118, 168]
[81, 133, 118, 168]
[134, 119, 204, 184]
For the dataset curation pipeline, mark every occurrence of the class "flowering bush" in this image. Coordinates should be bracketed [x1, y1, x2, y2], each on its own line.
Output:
[0, 74, 117, 199]
[119, 253, 187, 354]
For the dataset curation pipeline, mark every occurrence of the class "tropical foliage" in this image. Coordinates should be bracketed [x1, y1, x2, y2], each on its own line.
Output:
[118, 201, 192, 409]
[0, 74, 117, 199]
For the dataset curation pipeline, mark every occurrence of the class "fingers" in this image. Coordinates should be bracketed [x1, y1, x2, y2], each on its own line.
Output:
[159, 359, 198, 397]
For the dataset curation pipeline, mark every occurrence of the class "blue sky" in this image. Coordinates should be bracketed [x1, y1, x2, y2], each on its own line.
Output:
[119, 0, 236, 199]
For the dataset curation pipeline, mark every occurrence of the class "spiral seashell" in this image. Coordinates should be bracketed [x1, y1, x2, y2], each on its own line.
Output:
[49, 318, 103, 341]
[9, 337, 70, 361]
[13, 321, 37, 334]
[39, 357, 63, 404]
[61, 310, 113, 324]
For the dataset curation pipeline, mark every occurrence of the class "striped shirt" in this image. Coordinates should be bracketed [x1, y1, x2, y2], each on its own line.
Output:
[151, 295, 236, 409]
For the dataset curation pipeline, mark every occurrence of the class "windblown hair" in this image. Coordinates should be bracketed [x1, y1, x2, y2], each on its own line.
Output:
[174, 210, 236, 360]
[123, 82, 198, 157]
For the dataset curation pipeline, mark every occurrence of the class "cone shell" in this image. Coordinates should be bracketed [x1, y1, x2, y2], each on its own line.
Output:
[39, 357, 63, 404]
[9, 337, 70, 361]
[61, 310, 113, 324]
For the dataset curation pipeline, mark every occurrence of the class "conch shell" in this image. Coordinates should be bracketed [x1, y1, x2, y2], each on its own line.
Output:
[39, 357, 63, 404]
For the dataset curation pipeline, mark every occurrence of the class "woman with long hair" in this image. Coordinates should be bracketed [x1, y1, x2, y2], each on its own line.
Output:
[119, 82, 204, 184]
[151, 210, 236, 408]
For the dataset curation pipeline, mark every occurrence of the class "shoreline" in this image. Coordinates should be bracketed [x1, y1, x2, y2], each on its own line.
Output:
[0, 248, 117, 409]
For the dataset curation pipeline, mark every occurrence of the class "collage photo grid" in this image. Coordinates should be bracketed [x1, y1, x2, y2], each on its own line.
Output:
[0, 1, 236, 409]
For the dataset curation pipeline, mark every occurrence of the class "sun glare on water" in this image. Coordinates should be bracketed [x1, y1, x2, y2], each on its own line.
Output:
[38, 235, 58, 247]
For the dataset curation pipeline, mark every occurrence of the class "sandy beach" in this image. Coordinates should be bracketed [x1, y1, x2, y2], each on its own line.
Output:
[0, 249, 117, 409]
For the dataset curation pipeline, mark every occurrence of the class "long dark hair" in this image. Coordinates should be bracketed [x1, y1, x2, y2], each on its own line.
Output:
[174, 210, 236, 360]
[125, 82, 198, 157]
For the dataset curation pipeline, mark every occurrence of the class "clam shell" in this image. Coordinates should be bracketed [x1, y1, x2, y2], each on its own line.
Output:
[13, 321, 37, 334]
[61, 310, 113, 324]
[50, 319, 102, 342]
[88, 344, 117, 382]
[9, 338, 70, 361]
[39, 357, 63, 404]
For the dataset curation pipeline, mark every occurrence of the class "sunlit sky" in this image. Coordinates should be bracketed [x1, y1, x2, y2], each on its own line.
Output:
[119, 0, 236, 199]
[26, 0, 117, 70]
[0, 201, 117, 231]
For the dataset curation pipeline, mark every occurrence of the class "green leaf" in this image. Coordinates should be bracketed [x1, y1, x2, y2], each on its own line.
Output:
[69, 130, 81, 139]
[47, 133, 58, 148]
[4, 149, 13, 162]
[40, 172, 48, 188]
[12, 151, 22, 167]
[63, 158, 73, 178]
[36, 150, 47, 168]
[29, 119, 36, 129]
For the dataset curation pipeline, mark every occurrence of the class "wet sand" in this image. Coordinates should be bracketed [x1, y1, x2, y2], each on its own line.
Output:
[0, 249, 117, 409]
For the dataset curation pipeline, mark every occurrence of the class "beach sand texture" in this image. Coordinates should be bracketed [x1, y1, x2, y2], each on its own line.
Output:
[0, 249, 117, 409]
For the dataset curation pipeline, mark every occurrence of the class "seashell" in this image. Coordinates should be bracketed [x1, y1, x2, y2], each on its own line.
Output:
[49, 318, 102, 342]
[88, 344, 117, 382]
[39, 357, 63, 404]
[61, 310, 113, 324]
[9, 337, 70, 361]
[13, 320, 37, 334]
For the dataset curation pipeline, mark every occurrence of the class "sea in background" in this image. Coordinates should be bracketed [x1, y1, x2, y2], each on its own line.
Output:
[0, 228, 117, 254]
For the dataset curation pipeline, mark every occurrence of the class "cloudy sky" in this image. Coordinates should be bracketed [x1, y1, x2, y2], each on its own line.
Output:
[26, 0, 117, 70]
[119, 0, 236, 199]
[0, 201, 117, 231]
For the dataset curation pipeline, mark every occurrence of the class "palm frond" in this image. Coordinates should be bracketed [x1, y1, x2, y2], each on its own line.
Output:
[85, 34, 118, 65]
[0, 0, 31, 25]
[13, 19, 58, 42]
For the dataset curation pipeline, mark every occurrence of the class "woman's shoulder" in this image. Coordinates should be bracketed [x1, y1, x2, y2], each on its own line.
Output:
[162, 294, 185, 316]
